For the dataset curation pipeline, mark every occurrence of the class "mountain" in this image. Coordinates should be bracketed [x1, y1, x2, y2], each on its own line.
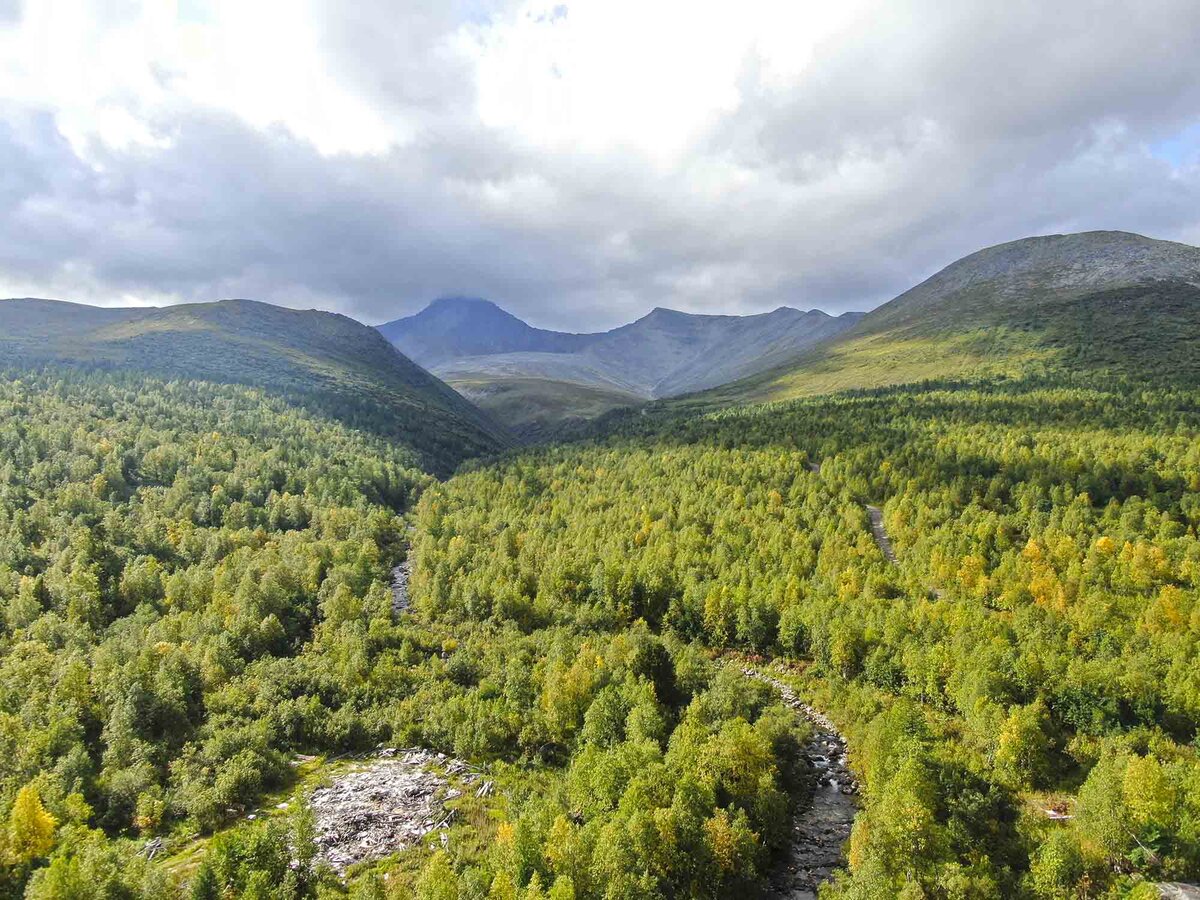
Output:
[0, 297, 510, 474]
[693, 231, 1200, 406]
[583, 306, 862, 396]
[377, 296, 596, 367]
[378, 299, 862, 436]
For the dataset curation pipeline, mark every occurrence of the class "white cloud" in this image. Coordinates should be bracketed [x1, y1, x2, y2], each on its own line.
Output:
[0, 0, 398, 155]
[466, 0, 867, 163]
[0, 0, 1199, 330]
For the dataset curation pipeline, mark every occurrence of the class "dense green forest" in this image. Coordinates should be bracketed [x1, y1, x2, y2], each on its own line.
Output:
[0, 369, 433, 895]
[2, 361, 1199, 898]
[0, 369, 809, 899]
[402, 372, 1200, 898]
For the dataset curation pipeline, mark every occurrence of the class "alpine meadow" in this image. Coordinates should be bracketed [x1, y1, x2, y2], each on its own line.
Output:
[2, 3, 1200, 900]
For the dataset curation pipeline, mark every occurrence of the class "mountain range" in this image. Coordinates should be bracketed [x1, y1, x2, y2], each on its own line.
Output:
[5, 229, 1199, 458]
[378, 298, 863, 436]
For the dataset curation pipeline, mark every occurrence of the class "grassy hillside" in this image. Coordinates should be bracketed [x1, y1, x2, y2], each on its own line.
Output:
[691, 232, 1200, 407]
[446, 374, 646, 441]
[0, 297, 511, 474]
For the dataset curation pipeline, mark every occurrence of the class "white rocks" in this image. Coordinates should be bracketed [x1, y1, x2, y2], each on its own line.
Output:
[310, 749, 464, 874]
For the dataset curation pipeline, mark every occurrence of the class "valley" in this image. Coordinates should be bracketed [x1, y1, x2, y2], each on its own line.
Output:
[2, 230, 1200, 899]
[740, 666, 857, 900]
[378, 299, 862, 437]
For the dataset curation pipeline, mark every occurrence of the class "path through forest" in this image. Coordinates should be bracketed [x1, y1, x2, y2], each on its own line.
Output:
[743, 668, 858, 899]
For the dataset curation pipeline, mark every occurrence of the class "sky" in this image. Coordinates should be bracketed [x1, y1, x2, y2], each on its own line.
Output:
[1, 1, 1199, 331]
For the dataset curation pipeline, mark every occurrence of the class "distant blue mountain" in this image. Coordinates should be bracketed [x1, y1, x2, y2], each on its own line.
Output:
[377, 297, 863, 435]
[377, 297, 596, 367]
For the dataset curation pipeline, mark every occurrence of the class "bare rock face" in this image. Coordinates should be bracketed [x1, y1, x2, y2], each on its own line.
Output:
[310, 749, 483, 874]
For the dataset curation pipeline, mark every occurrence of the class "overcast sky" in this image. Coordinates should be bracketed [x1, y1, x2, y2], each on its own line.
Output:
[2, 1, 1199, 331]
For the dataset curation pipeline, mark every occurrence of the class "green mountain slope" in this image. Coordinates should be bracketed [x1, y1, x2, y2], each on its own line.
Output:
[692, 231, 1200, 406]
[0, 297, 511, 474]
[447, 375, 646, 442]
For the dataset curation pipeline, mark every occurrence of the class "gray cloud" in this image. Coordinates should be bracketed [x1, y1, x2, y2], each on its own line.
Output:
[1, 1, 1199, 331]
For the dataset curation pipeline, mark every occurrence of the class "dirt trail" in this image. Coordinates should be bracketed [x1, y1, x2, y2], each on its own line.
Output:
[864, 505, 948, 598]
[742, 668, 858, 899]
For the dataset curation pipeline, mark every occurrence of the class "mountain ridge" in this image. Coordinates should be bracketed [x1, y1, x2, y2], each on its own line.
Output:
[377, 298, 863, 435]
[686, 230, 1200, 406]
[377, 296, 597, 367]
[0, 296, 511, 474]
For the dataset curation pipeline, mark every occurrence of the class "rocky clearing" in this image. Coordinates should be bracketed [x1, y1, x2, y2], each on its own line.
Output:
[310, 748, 490, 874]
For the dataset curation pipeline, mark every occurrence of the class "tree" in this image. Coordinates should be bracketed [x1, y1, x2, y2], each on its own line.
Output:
[5, 785, 57, 864]
[993, 700, 1052, 789]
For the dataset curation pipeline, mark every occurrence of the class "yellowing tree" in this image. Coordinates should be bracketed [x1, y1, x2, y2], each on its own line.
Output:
[6, 785, 57, 864]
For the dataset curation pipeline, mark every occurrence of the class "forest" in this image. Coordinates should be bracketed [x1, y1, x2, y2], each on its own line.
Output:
[1, 365, 1199, 898]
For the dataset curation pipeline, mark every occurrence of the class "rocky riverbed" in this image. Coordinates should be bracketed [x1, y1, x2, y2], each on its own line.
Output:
[390, 561, 410, 615]
[742, 669, 859, 899]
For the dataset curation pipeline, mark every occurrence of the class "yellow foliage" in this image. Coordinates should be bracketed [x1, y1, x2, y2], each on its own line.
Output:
[703, 810, 750, 873]
[489, 872, 518, 900]
[1122, 755, 1174, 830]
[5, 785, 56, 863]
[1142, 585, 1188, 634]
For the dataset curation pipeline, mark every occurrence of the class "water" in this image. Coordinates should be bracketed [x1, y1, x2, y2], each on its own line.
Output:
[742, 668, 859, 899]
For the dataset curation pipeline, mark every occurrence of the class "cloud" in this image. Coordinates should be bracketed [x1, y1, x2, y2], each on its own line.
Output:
[1, 0, 1199, 331]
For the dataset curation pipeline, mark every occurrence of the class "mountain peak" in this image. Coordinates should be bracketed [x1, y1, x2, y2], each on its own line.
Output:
[866, 229, 1200, 332]
[639, 306, 690, 321]
[378, 297, 596, 368]
[696, 229, 1200, 407]
[426, 296, 506, 313]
